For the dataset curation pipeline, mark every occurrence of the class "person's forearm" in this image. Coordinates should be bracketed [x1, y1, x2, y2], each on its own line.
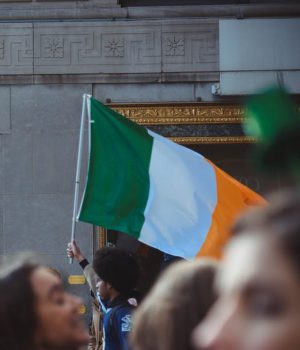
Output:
[81, 263, 99, 298]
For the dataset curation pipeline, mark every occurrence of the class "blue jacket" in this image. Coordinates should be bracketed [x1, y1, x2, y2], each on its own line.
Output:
[102, 296, 134, 350]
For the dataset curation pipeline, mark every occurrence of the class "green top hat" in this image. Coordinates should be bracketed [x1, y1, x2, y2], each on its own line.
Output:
[244, 86, 300, 174]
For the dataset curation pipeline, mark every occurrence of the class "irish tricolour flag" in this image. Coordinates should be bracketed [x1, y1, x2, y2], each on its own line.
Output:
[78, 96, 265, 259]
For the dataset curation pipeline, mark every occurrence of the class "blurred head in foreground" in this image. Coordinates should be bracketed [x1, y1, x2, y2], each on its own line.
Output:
[130, 259, 217, 350]
[193, 189, 300, 350]
[0, 255, 89, 350]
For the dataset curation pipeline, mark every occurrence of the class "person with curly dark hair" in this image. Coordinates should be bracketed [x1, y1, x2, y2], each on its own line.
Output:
[93, 247, 140, 350]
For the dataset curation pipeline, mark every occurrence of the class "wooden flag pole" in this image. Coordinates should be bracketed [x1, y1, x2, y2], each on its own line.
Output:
[69, 93, 88, 264]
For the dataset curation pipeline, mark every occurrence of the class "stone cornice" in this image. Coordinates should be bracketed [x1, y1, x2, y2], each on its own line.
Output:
[128, 4, 300, 20]
[0, 3, 298, 21]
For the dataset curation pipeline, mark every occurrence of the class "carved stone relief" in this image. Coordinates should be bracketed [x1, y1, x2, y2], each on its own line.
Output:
[162, 21, 218, 72]
[0, 39, 4, 59]
[164, 35, 185, 56]
[33, 22, 162, 74]
[0, 24, 33, 75]
[0, 20, 218, 78]
[43, 36, 64, 58]
[104, 37, 125, 57]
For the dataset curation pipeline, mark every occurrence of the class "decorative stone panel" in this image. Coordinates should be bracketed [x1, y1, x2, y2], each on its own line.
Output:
[0, 87, 10, 134]
[0, 20, 218, 81]
[162, 20, 218, 73]
[33, 21, 162, 74]
[0, 23, 33, 74]
[0, 19, 219, 76]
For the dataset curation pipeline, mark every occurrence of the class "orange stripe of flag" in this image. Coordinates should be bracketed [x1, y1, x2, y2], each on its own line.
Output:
[197, 164, 266, 259]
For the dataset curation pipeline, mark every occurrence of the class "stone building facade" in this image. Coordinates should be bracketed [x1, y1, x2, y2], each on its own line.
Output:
[0, 0, 299, 318]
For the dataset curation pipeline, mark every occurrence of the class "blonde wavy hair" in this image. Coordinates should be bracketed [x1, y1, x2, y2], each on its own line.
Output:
[130, 259, 217, 350]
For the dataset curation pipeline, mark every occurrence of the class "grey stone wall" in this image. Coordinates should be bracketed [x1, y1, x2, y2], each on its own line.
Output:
[0, 84, 94, 319]
[0, 80, 220, 321]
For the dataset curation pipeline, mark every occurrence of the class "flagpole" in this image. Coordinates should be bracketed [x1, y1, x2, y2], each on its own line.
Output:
[69, 93, 87, 264]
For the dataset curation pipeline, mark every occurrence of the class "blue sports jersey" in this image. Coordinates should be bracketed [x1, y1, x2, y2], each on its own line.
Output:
[101, 296, 134, 350]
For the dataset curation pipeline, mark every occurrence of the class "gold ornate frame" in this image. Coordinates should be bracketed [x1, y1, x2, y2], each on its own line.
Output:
[96, 227, 107, 249]
[110, 102, 254, 144]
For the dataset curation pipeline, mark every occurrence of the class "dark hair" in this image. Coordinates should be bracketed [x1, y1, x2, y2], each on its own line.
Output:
[233, 189, 300, 273]
[130, 259, 217, 350]
[0, 257, 39, 350]
[93, 247, 140, 295]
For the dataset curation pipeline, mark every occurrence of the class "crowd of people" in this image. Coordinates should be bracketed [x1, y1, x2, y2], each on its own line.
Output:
[1, 188, 300, 350]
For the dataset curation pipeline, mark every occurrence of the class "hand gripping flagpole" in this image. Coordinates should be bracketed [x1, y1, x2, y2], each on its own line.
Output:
[69, 94, 88, 264]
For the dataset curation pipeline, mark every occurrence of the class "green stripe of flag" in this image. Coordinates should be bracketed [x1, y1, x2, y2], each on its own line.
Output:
[78, 97, 153, 237]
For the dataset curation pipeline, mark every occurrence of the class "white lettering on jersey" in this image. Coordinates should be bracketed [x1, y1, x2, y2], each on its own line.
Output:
[121, 314, 133, 332]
